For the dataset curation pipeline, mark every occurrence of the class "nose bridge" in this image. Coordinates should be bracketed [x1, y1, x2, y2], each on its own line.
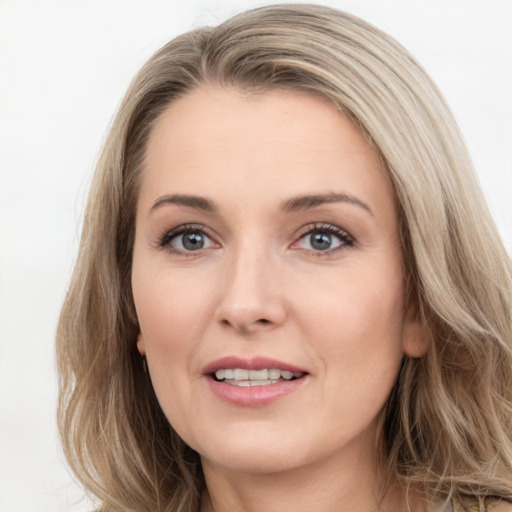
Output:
[216, 235, 286, 331]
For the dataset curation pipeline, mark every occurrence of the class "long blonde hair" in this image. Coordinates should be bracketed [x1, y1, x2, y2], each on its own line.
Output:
[56, 4, 512, 511]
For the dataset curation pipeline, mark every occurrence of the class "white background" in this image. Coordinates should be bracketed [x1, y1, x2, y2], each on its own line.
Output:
[0, 1, 511, 511]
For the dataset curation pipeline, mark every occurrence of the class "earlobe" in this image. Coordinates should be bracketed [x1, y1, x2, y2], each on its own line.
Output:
[403, 321, 430, 358]
[137, 332, 146, 356]
[402, 305, 430, 358]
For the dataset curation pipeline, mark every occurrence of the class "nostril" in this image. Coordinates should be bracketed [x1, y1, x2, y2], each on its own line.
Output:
[220, 317, 271, 331]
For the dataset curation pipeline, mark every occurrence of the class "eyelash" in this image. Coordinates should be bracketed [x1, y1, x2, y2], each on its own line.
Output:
[157, 222, 354, 256]
[293, 223, 354, 256]
[158, 224, 217, 255]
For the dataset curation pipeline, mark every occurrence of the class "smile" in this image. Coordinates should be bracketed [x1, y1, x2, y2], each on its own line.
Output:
[203, 357, 309, 406]
[213, 368, 305, 387]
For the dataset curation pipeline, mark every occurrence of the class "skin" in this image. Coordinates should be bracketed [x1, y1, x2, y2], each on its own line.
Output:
[132, 86, 429, 512]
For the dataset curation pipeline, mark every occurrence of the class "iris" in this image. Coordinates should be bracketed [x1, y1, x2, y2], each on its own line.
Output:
[310, 232, 332, 251]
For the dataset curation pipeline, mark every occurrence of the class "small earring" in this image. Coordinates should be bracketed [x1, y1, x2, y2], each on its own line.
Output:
[142, 356, 148, 374]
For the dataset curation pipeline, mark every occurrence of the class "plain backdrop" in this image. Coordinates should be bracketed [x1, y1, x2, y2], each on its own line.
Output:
[0, 1, 511, 511]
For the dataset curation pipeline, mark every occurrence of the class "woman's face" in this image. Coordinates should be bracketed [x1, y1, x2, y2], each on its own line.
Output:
[132, 86, 426, 476]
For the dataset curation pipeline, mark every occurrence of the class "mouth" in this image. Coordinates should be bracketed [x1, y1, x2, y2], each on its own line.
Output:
[212, 368, 306, 387]
[202, 356, 309, 405]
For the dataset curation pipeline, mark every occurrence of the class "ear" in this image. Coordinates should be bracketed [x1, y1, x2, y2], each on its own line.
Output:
[136, 332, 146, 357]
[402, 302, 430, 358]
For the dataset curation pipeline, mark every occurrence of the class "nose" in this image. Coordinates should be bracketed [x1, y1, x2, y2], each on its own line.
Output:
[215, 244, 287, 334]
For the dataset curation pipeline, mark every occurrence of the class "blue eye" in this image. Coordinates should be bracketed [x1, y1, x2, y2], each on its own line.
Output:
[296, 224, 353, 253]
[175, 232, 207, 251]
[308, 232, 337, 251]
[160, 225, 216, 253]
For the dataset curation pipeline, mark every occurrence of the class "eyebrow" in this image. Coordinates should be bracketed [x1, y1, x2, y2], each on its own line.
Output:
[282, 193, 373, 215]
[150, 194, 217, 214]
[149, 192, 372, 216]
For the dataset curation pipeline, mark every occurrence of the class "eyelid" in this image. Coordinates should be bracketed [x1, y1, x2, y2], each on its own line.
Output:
[291, 222, 354, 254]
[156, 221, 353, 256]
[157, 223, 219, 253]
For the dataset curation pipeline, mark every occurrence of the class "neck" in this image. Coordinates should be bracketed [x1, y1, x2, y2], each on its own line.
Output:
[200, 449, 415, 512]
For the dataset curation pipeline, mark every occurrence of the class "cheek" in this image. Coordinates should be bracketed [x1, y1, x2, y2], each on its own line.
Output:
[296, 260, 405, 342]
[309, 295, 404, 380]
[132, 257, 215, 343]
[131, 258, 218, 406]
[295, 264, 406, 392]
[131, 267, 210, 429]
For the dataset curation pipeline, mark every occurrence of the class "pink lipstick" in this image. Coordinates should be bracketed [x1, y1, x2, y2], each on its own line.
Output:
[202, 356, 309, 407]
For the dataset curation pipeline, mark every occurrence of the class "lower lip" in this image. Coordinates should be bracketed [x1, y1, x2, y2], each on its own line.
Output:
[205, 376, 308, 407]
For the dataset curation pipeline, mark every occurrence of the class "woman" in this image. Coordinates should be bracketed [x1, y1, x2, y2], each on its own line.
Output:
[56, 4, 512, 511]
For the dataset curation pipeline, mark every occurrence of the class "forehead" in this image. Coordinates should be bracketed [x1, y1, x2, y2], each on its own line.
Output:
[140, 85, 395, 220]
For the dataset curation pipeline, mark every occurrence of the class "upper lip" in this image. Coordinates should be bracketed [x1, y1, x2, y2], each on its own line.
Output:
[202, 356, 308, 376]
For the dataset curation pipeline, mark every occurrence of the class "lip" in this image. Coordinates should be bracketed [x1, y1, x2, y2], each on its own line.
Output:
[202, 356, 309, 407]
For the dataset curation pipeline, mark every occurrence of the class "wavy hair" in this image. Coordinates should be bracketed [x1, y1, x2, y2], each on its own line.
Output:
[56, 4, 512, 511]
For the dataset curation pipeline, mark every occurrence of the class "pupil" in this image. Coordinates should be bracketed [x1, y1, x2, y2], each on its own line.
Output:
[183, 232, 204, 250]
[311, 232, 331, 250]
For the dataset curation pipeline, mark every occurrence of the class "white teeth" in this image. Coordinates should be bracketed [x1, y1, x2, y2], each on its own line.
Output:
[268, 369, 280, 379]
[229, 379, 279, 387]
[249, 369, 268, 380]
[233, 368, 249, 380]
[214, 368, 304, 383]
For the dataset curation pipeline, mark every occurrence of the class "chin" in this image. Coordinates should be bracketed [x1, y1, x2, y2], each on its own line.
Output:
[202, 448, 302, 475]
[190, 429, 307, 475]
